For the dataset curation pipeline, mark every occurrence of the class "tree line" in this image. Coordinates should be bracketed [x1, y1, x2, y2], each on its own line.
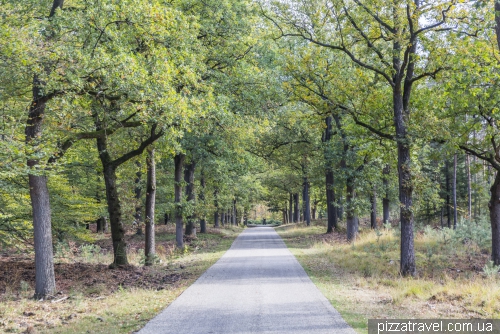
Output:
[2, 0, 500, 300]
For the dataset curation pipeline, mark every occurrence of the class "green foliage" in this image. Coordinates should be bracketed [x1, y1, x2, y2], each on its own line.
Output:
[79, 244, 102, 263]
[453, 218, 491, 250]
[483, 261, 500, 278]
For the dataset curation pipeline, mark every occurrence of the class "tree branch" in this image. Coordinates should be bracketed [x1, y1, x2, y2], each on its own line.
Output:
[48, 118, 142, 163]
[414, 3, 454, 36]
[111, 124, 164, 167]
[352, 0, 395, 34]
[351, 114, 394, 140]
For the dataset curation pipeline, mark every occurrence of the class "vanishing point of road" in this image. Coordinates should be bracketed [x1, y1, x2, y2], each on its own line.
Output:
[139, 227, 356, 334]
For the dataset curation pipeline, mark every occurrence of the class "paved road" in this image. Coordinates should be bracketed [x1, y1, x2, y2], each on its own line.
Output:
[139, 227, 355, 334]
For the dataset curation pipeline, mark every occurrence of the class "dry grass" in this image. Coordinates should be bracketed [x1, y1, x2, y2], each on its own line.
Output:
[0, 225, 243, 333]
[276, 220, 500, 334]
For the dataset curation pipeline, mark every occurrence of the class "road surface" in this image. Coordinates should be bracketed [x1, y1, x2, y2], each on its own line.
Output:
[139, 227, 355, 334]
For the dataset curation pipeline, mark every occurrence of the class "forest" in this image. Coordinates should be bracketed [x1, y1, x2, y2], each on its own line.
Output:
[1, 0, 500, 332]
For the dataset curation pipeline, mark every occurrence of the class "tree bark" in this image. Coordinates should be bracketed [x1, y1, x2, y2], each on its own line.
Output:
[371, 186, 377, 229]
[312, 199, 317, 220]
[49, 0, 64, 16]
[213, 188, 219, 228]
[232, 199, 237, 226]
[29, 173, 56, 299]
[174, 154, 185, 248]
[326, 169, 337, 232]
[101, 162, 128, 266]
[96, 216, 108, 233]
[346, 178, 358, 241]
[453, 153, 458, 229]
[394, 88, 416, 276]
[445, 159, 451, 228]
[489, 170, 500, 265]
[382, 165, 390, 224]
[144, 147, 156, 266]
[184, 161, 196, 236]
[324, 115, 337, 232]
[199, 174, 207, 233]
[337, 195, 344, 221]
[134, 161, 143, 235]
[293, 193, 299, 223]
[466, 154, 472, 219]
[213, 211, 219, 228]
[288, 193, 293, 224]
[303, 177, 311, 226]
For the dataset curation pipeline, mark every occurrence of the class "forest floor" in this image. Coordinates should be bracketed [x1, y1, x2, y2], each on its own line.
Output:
[276, 220, 500, 334]
[0, 224, 243, 334]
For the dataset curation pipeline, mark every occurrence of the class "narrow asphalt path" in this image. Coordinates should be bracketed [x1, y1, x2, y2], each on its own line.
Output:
[139, 227, 355, 334]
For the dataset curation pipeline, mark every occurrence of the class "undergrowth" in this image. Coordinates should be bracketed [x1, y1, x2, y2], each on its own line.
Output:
[0, 225, 243, 333]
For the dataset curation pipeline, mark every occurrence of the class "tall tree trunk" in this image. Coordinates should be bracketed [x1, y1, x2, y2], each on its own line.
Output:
[93, 112, 128, 267]
[184, 161, 196, 236]
[441, 207, 444, 228]
[213, 188, 219, 228]
[337, 195, 344, 221]
[95, 187, 107, 233]
[326, 169, 337, 233]
[446, 159, 451, 228]
[489, 170, 500, 265]
[94, 116, 162, 266]
[26, 0, 64, 300]
[371, 186, 377, 229]
[466, 154, 472, 219]
[311, 200, 317, 220]
[174, 154, 185, 248]
[134, 161, 143, 235]
[394, 87, 416, 276]
[346, 179, 358, 241]
[232, 199, 237, 226]
[101, 162, 128, 266]
[28, 171, 56, 299]
[293, 193, 299, 223]
[199, 174, 207, 233]
[453, 153, 458, 229]
[289, 193, 293, 224]
[382, 165, 390, 224]
[96, 216, 108, 233]
[214, 211, 219, 228]
[144, 147, 156, 266]
[303, 177, 311, 226]
[324, 115, 337, 232]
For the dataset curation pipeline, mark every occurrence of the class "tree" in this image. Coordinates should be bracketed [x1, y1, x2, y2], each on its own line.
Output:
[25, 0, 64, 300]
[144, 146, 156, 266]
[263, 0, 466, 276]
[437, 0, 500, 264]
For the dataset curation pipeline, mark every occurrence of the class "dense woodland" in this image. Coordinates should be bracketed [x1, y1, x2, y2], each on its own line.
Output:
[1, 0, 500, 300]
